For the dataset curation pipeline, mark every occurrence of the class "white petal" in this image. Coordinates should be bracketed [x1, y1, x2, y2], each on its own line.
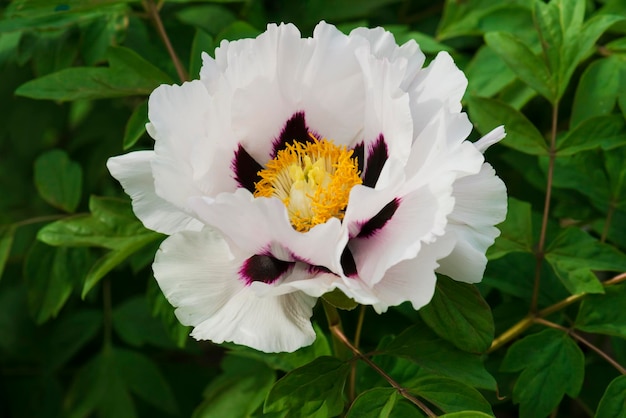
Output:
[106, 151, 202, 234]
[473, 125, 506, 153]
[344, 234, 456, 313]
[153, 228, 318, 353]
[437, 163, 507, 283]
[188, 189, 348, 276]
[408, 52, 468, 137]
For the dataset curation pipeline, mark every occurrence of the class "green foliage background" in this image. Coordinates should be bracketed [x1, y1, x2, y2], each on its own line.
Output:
[1, 0, 626, 417]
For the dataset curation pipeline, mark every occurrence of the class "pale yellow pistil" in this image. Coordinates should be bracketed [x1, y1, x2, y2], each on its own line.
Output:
[254, 136, 362, 232]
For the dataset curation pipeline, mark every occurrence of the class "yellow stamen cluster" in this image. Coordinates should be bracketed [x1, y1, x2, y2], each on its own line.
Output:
[254, 136, 362, 232]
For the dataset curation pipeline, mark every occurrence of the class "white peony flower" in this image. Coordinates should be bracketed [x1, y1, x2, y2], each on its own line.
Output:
[107, 21, 506, 352]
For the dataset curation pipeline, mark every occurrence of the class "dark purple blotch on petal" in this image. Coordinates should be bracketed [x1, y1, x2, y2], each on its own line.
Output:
[362, 134, 388, 188]
[352, 142, 365, 175]
[357, 198, 400, 238]
[232, 144, 263, 192]
[240, 254, 293, 285]
[340, 247, 358, 277]
[272, 112, 313, 157]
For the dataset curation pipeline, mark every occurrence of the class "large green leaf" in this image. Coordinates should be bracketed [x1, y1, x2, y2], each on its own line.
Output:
[193, 355, 275, 418]
[409, 375, 492, 415]
[484, 31, 555, 102]
[467, 96, 548, 155]
[384, 322, 496, 390]
[556, 115, 626, 156]
[419, 276, 494, 353]
[576, 284, 626, 338]
[595, 375, 626, 418]
[545, 228, 626, 295]
[37, 196, 162, 297]
[16, 46, 172, 101]
[34, 149, 82, 213]
[43, 310, 102, 371]
[0, 224, 16, 281]
[112, 296, 175, 348]
[487, 198, 534, 260]
[64, 347, 177, 418]
[346, 388, 423, 418]
[571, 57, 623, 128]
[501, 329, 585, 418]
[264, 356, 350, 417]
[24, 242, 91, 324]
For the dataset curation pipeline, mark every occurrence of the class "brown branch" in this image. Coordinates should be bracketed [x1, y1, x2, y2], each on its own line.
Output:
[143, 0, 188, 82]
[330, 325, 437, 417]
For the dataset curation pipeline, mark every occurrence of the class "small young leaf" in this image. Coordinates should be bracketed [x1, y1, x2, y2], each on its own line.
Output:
[501, 328, 585, 418]
[0, 224, 16, 280]
[576, 284, 626, 338]
[595, 375, 626, 418]
[384, 322, 496, 390]
[409, 375, 492, 415]
[467, 96, 548, 155]
[122, 100, 148, 150]
[484, 32, 555, 102]
[545, 228, 626, 295]
[193, 356, 275, 418]
[419, 276, 494, 353]
[34, 149, 82, 213]
[322, 288, 358, 310]
[346, 388, 422, 418]
[264, 356, 350, 417]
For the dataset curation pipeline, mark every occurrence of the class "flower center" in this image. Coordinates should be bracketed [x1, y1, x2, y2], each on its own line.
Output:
[254, 136, 362, 232]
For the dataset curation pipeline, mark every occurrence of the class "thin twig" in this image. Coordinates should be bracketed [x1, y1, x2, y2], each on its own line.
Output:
[330, 325, 438, 417]
[349, 306, 367, 402]
[531, 102, 559, 313]
[143, 0, 188, 82]
[535, 318, 626, 375]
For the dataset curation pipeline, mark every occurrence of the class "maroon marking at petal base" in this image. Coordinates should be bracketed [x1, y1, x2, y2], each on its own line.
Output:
[232, 144, 263, 192]
[352, 142, 365, 175]
[357, 198, 400, 238]
[272, 112, 313, 157]
[240, 254, 293, 285]
[362, 134, 388, 188]
[340, 247, 358, 277]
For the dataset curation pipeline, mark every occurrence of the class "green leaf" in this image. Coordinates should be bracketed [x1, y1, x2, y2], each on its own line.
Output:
[190, 28, 215, 78]
[487, 198, 534, 260]
[34, 149, 82, 213]
[44, 310, 102, 371]
[419, 276, 494, 353]
[595, 375, 626, 418]
[465, 46, 516, 98]
[440, 413, 493, 418]
[65, 347, 177, 418]
[576, 284, 626, 338]
[264, 356, 350, 417]
[467, 96, 547, 155]
[545, 228, 626, 295]
[501, 328, 585, 418]
[384, 322, 497, 390]
[484, 31, 555, 102]
[322, 288, 358, 310]
[122, 100, 148, 150]
[0, 224, 16, 281]
[216, 20, 262, 43]
[24, 242, 91, 324]
[114, 349, 178, 415]
[346, 388, 422, 418]
[16, 46, 172, 101]
[193, 355, 275, 418]
[409, 375, 492, 415]
[556, 115, 626, 156]
[112, 296, 175, 348]
[571, 57, 622, 128]
[37, 196, 162, 297]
